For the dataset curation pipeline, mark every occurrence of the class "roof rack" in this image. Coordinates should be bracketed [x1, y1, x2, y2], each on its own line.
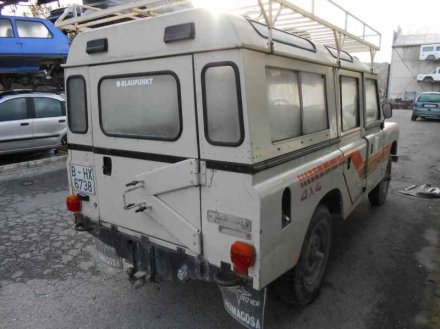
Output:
[55, 0, 191, 34]
[55, 0, 381, 65]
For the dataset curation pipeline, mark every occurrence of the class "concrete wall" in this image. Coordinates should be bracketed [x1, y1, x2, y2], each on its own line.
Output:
[389, 45, 440, 100]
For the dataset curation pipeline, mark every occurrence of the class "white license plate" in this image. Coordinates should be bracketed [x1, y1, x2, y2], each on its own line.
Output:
[70, 164, 96, 195]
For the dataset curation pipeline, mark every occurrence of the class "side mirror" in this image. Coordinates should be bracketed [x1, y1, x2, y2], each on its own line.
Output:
[382, 101, 392, 119]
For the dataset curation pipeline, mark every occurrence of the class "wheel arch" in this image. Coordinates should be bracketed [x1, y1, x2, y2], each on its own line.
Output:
[318, 188, 343, 218]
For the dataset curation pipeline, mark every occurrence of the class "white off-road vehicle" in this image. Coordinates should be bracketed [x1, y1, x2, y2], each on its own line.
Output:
[64, 2, 399, 328]
[417, 67, 440, 82]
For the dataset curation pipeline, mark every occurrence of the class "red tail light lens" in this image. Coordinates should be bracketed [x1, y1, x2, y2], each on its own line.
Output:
[230, 241, 255, 276]
[66, 194, 81, 212]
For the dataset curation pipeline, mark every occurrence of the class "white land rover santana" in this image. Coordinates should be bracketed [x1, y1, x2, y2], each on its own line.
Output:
[65, 5, 399, 329]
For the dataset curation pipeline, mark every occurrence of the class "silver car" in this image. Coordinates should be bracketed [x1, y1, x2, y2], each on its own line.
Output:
[0, 91, 67, 155]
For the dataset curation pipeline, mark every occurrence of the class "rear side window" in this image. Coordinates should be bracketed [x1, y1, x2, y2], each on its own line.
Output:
[99, 73, 181, 140]
[202, 63, 244, 146]
[266, 68, 302, 141]
[33, 97, 64, 118]
[340, 76, 360, 131]
[301, 72, 328, 134]
[365, 79, 380, 125]
[16, 20, 52, 38]
[67, 76, 88, 134]
[0, 98, 28, 122]
[266, 68, 328, 142]
[0, 19, 13, 38]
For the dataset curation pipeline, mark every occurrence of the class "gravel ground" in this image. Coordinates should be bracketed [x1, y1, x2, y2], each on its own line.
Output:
[0, 110, 439, 329]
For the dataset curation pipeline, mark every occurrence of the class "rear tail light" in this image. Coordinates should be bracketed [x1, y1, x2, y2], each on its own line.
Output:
[230, 241, 255, 276]
[66, 194, 81, 212]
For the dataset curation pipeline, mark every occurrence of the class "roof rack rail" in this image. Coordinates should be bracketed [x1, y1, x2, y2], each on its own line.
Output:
[55, 0, 380, 67]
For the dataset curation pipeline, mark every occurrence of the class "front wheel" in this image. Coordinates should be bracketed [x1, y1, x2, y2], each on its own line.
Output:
[411, 113, 418, 121]
[368, 159, 391, 206]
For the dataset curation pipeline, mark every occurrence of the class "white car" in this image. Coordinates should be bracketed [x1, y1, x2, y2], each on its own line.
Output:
[0, 90, 67, 155]
[417, 67, 440, 82]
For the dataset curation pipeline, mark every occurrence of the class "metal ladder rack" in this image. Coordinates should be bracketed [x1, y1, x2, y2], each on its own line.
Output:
[55, 0, 381, 64]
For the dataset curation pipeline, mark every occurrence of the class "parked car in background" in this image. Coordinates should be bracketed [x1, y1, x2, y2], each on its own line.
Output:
[416, 67, 440, 82]
[412, 92, 440, 121]
[0, 90, 67, 155]
[419, 44, 440, 60]
[0, 15, 69, 89]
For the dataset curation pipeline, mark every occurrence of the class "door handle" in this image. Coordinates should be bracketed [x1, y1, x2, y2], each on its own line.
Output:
[347, 157, 351, 169]
[59, 119, 66, 123]
[370, 144, 374, 154]
[103, 156, 112, 176]
[20, 122, 29, 126]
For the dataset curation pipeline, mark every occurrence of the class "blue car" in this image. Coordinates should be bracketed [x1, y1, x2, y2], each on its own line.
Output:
[412, 92, 440, 121]
[0, 15, 70, 74]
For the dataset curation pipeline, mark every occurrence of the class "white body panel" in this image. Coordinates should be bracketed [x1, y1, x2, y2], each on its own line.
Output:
[65, 8, 399, 290]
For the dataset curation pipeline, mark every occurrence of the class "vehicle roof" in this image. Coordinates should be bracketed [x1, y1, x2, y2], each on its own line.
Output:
[418, 91, 440, 95]
[0, 90, 65, 101]
[66, 8, 372, 73]
[0, 15, 50, 23]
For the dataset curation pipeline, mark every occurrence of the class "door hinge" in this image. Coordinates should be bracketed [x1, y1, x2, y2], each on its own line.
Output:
[197, 160, 212, 187]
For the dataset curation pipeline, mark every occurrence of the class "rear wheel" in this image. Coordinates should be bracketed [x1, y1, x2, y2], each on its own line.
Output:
[411, 113, 418, 121]
[276, 205, 332, 305]
[368, 159, 391, 206]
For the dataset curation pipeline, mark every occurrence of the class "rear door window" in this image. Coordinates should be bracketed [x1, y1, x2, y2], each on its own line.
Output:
[0, 18, 13, 37]
[33, 97, 64, 118]
[16, 20, 52, 38]
[0, 98, 28, 121]
[99, 72, 181, 141]
[202, 63, 244, 146]
[340, 76, 360, 131]
[67, 76, 88, 134]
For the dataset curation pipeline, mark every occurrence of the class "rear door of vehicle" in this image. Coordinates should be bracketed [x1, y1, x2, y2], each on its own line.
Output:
[363, 75, 385, 191]
[337, 70, 367, 203]
[0, 18, 23, 71]
[89, 56, 202, 254]
[15, 19, 56, 70]
[0, 96, 33, 152]
[31, 96, 66, 148]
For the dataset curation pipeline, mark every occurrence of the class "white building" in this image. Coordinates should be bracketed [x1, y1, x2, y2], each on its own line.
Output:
[388, 28, 440, 101]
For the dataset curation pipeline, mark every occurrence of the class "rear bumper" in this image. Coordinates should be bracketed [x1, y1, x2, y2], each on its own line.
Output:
[90, 223, 216, 282]
[413, 109, 440, 118]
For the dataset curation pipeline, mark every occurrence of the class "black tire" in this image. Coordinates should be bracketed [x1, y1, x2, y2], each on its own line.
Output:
[276, 205, 333, 306]
[368, 159, 391, 206]
[58, 135, 68, 152]
[411, 113, 418, 121]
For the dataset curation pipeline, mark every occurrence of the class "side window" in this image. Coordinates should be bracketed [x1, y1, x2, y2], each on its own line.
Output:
[202, 63, 244, 146]
[266, 68, 301, 142]
[301, 72, 328, 134]
[33, 97, 64, 118]
[266, 67, 328, 142]
[67, 76, 88, 134]
[0, 98, 28, 122]
[340, 76, 360, 131]
[0, 19, 14, 38]
[16, 20, 52, 38]
[364, 79, 380, 126]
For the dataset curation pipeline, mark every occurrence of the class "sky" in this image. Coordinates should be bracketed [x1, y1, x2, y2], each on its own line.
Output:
[2, 0, 440, 63]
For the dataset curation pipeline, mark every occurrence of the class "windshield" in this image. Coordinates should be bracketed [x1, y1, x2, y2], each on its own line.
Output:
[417, 93, 440, 103]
